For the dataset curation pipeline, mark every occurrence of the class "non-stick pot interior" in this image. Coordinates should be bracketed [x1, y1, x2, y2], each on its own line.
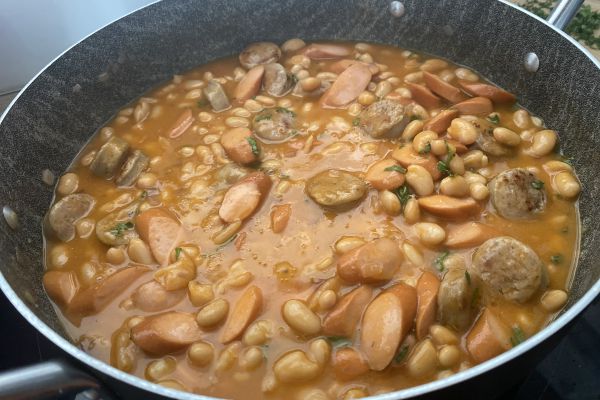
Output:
[0, 0, 598, 356]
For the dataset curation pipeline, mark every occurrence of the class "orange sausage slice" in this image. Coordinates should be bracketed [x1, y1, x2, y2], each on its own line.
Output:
[321, 63, 372, 108]
[136, 208, 182, 266]
[323, 285, 373, 337]
[418, 195, 480, 220]
[423, 72, 467, 104]
[416, 271, 440, 340]
[220, 285, 263, 343]
[360, 283, 417, 370]
[466, 308, 512, 363]
[234, 65, 265, 102]
[445, 222, 500, 249]
[131, 311, 203, 355]
[458, 81, 516, 104]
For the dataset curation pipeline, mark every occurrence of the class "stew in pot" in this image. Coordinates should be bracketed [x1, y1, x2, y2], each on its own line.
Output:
[42, 39, 580, 399]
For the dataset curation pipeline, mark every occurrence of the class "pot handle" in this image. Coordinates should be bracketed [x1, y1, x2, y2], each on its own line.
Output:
[547, 0, 584, 31]
[0, 360, 115, 400]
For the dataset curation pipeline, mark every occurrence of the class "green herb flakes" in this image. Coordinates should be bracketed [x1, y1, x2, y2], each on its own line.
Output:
[393, 184, 411, 206]
[487, 114, 500, 125]
[109, 221, 134, 238]
[465, 271, 472, 285]
[531, 180, 544, 190]
[434, 250, 450, 272]
[384, 165, 407, 174]
[550, 254, 563, 265]
[175, 247, 182, 260]
[419, 143, 432, 154]
[510, 326, 526, 347]
[325, 336, 352, 349]
[275, 107, 296, 117]
[352, 117, 361, 126]
[393, 345, 409, 364]
[246, 136, 260, 156]
[255, 113, 272, 122]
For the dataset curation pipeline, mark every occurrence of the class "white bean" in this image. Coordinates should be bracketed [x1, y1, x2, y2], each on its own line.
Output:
[406, 165, 434, 196]
[414, 223, 446, 246]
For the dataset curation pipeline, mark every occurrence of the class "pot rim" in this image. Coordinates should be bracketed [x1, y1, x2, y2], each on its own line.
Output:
[0, 1, 599, 399]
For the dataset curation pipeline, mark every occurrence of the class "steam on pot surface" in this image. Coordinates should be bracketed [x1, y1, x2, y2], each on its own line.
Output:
[42, 39, 580, 399]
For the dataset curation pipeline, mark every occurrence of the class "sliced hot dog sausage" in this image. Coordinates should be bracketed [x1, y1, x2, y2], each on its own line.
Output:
[136, 207, 182, 266]
[466, 308, 511, 363]
[131, 311, 203, 355]
[415, 271, 440, 340]
[322, 285, 373, 337]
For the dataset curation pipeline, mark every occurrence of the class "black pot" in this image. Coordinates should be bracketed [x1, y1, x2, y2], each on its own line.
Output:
[0, 0, 599, 399]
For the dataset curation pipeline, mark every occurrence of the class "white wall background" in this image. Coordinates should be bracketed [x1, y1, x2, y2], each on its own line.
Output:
[0, 0, 156, 93]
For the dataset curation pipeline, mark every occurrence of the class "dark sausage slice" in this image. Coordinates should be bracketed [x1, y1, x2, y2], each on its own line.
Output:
[131, 311, 203, 355]
[115, 150, 149, 187]
[252, 108, 297, 143]
[46, 193, 95, 242]
[263, 63, 293, 97]
[90, 137, 130, 179]
[358, 99, 410, 138]
[239, 42, 281, 69]
[437, 266, 473, 330]
[489, 168, 546, 220]
[203, 80, 230, 112]
[470, 236, 543, 303]
[306, 170, 367, 209]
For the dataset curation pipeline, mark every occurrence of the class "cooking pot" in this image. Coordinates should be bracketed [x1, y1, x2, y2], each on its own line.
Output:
[0, 0, 598, 399]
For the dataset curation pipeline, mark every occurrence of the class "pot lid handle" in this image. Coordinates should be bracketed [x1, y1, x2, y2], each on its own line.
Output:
[547, 0, 585, 31]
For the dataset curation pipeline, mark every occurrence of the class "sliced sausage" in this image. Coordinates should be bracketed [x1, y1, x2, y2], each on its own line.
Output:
[422, 109, 459, 134]
[306, 169, 367, 209]
[437, 266, 473, 330]
[358, 99, 409, 138]
[330, 59, 379, 75]
[407, 83, 442, 109]
[115, 150, 149, 187]
[470, 236, 543, 303]
[220, 127, 259, 165]
[445, 222, 499, 249]
[303, 43, 351, 60]
[221, 285, 263, 343]
[489, 168, 546, 219]
[332, 347, 369, 381]
[252, 108, 297, 143]
[203, 80, 230, 112]
[46, 193, 95, 242]
[452, 97, 493, 115]
[423, 72, 466, 103]
[168, 109, 194, 139]
[336, 238, 402, 284]
[416, 271, 440, 340]
[458, 81, 516, 104]
[365, 159, 406, 190]
[95, 202, 140, 246]
[263, 63, 293, 97]
[418, 195, 479, 220]
[131, 280, 185, 312]
[131, 311, 203, 355]
[43, 270, 79, 307]
[136, 207, 181, 265]
[239, 42, 281, 69]
[320, 63, 372, 108]
[90, 137, 130, 179]
[68, 265, 148, 319]
[466, 308, 511, 363]
[391, 145, 441, 180]
[360, 283, 417, 370]
[322, 285, 373, 337]
[234, 65, 265, 102]
[219, 172, 271, 223]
